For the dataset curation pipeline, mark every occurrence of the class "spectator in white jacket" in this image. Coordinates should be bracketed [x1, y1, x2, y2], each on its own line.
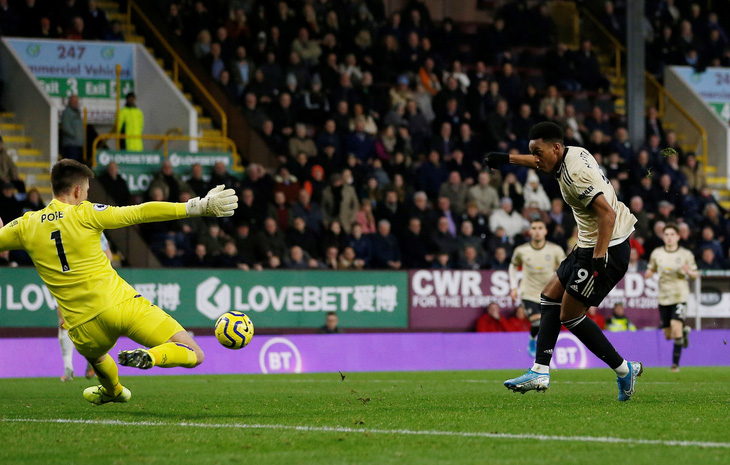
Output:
[489, 197, 529, 241]
[523, 170, 551, 211]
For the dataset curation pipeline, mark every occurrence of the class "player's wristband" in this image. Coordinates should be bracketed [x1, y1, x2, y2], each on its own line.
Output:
[483, 152, 510, 169]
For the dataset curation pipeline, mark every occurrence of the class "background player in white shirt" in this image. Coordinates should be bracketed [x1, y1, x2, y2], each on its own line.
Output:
[645, 223, 698, 372]
[509, 219, 565, 357]
[485, 122, 642, 401]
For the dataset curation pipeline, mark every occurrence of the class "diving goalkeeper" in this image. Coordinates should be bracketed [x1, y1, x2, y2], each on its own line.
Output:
[0, 159, 238, 405]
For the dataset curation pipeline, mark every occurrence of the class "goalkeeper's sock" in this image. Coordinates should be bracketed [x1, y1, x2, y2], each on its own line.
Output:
[673, 338, 683, 366]
[91, 355, 123, 397]
[149, 342, 198, 368]
[58, 328, 74, 373]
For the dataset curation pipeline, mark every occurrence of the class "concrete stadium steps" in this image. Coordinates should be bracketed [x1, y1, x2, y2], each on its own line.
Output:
[0, 112, 51, 193]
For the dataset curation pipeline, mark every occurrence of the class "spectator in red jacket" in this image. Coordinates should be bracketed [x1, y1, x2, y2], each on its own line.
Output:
[476, 303, 507, 332]
[586, 306, 606, 330]
[504, 304, 531, 332]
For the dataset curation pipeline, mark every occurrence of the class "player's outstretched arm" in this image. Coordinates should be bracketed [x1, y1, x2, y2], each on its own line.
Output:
[483, 152, 538, 170]
[83, 185, 238, 230]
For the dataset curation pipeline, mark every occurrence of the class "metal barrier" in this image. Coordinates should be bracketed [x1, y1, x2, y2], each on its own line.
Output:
[91, 133, 243, 172]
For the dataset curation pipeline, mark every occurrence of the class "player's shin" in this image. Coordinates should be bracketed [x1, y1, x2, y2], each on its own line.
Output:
[673, 338, 683, 366]
[58, 328, 74, 374]
[534, 294, 562, 371]
[149, 342, 198, 368]
[562, 315, 625, 371]
[90, 355, 123, 397]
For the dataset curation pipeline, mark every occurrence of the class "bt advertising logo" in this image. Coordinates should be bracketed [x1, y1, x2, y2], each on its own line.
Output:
[549, 333, 588, 369]
[259, 337, 302, 374]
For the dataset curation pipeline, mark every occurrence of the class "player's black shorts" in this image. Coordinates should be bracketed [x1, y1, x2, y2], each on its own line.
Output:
[556, 237, 631, 307]
[659, 303, 687, 327]
[523, 300, 541, 318]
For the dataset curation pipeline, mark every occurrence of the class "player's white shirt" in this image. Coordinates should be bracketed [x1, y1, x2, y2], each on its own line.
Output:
[647, 246, 698, 305]
[510, 241, 566, 303]
[556, 146, 636, 248]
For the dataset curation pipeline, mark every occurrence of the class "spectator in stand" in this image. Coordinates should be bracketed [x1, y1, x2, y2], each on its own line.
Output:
[346, 119, 376, 163]
[586, 306, 606, 330]
[346, 222, 371, 268]
[208, 161, 238, 192]
[159, 240, 184, 268]
[627, 247, 648, 273]
[698, 247, 722, 270]
[489, 197, 528, 242]
[20, 188, 44, 213]
[84, 0, 108, 40]
[468, 171, 500, 215]
[573, 39, 610, 91]
[117, 92, 144, 151]
[457, 220, 486, 262]
[148, 160, 191, 203]
[523, 170, 551, 211]
[485, 99, 514, 152]
[370, 219, 401, 270]
[255, 217, 288, 267]
[487, 246, 510, 270]
[681, 153, 707, 194]
[287, 216, 320, 259]
[321, 173, 360, 234]
[438, 171, 468, 216]
[97, 161, 130, 206]
[645, 106, 666, 143]
[60, 95, 84, 162]
[291, 189, 323, 235]
[318, 311, 341, 334]
[185, 243, 212, 268]
[215, 240, 249, 270]
[0, 137, 24, 194]
[273, 166, 301, 205]
[184, 163, 208, 198]
[540, 86, 565, 117]
[234, 188, 265, 232]
[629, 196, 651, 240]
[400, 217, 432, 268]
[0, 182, 21, 222]
[430, 216, 459, 260]
[283, 245, 321, 270]
[607, 303, 637, 332]
[504, 304, 531, 332]
[476, 303, 507, 332]
[417, 150, 448, 201]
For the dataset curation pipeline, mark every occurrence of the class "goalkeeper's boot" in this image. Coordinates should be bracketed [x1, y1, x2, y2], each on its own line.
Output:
[527, 338, 537, 358]
[617, 361, 643, 401]
[504, 370, 550, 393]
[83, 385, 131, 405]
[118, 349, 155, 369]
[683, 326, 691, 348]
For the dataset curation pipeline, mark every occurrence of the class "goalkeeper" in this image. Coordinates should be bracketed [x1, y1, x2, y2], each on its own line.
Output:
[0, 159, 238, 405]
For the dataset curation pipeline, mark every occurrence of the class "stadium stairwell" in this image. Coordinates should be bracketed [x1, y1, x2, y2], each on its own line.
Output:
[0, 113, 52, 196]
[104, 1, 278, 168]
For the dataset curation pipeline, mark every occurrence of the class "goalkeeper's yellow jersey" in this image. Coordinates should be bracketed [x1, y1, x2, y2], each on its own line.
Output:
[0, 199, 187, 329]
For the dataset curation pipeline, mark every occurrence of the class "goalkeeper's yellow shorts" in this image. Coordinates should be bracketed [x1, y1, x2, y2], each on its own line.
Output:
[68, 295, 185, 359]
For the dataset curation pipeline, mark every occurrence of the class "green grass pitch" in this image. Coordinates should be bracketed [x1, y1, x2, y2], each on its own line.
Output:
[1, 368, 729, 465]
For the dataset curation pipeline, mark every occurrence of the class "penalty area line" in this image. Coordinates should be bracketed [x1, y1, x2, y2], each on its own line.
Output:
[2, 418, 729, 449]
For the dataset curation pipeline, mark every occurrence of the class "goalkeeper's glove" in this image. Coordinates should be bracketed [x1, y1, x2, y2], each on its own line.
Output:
[483, 152, 510, 169]
[185, 184, 238, 217]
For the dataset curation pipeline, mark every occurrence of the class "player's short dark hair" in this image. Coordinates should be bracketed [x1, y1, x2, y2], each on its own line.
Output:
[663, 222, 680, 233]
[51, 159, 94, 195]
[530, 218, 547, 226]
[528, 122, 564, 143]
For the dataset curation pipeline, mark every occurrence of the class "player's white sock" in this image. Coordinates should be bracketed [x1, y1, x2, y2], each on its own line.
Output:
[58, 328, 74, 372]
[531, 363, 549, 374]
[614, 360, 629, 377]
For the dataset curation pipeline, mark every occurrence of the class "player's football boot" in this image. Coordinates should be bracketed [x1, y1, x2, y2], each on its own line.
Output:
[60, 367, 74, 382]
[118, 349, 155, 369]
[504, 370, 550, 393]
[682, 326, 691, 349]
[83, 385, 131, 405]
[670, 364, 680, 373]
[527, 338, 537, 358]
[616, 361, 643, 401]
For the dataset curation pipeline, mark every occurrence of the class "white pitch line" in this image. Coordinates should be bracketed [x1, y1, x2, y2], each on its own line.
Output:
[2, 418, 729, 449]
